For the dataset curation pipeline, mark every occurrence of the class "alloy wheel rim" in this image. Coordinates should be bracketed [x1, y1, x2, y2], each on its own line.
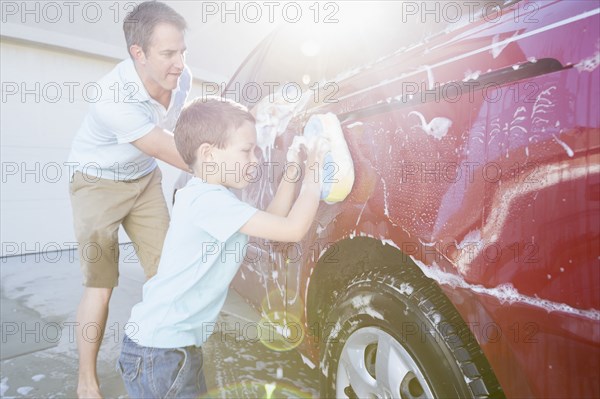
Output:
[335, 326, 435, 399]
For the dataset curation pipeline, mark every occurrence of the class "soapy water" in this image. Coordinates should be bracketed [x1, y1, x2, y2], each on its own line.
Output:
[1, 378, 8, 397]
[410, 257, 600, 321]
[248, 86, 312, 209]
[252, 87, 349, 205]
[575, 39, 600, 72]
[254, 87, 312, 157]
[286, 135, 306, 163]
[463, 69, 481, 81]
[350, 293, 385, 320]
[552, 133, 574, 157]
[342, 235, 600, 321]
[408, 111, 453, 140]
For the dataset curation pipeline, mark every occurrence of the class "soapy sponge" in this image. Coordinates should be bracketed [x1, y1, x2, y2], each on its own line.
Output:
[303, 113, 355, 203]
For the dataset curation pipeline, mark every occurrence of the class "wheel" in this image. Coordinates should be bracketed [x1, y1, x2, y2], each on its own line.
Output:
[319, 266, 504, 399]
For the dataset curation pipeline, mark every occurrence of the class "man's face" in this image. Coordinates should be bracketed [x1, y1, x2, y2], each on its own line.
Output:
[141, 22, 187, 93]
[211, 121, 260, 190]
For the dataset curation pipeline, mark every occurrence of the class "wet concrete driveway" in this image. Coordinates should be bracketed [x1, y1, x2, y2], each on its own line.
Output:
[0, 246, 319, 398]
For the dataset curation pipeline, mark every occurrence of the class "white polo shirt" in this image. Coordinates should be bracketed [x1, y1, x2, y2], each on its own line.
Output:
[68, 58, 192, 181]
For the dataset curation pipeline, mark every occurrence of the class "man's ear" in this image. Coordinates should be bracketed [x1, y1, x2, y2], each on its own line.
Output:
[129, 45, 146, 64]
[196, 143, 214, 162]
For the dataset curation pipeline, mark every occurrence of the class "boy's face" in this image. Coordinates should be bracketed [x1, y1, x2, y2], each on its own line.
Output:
[139, 22, 187, 94]
[211, 121, 259, 189]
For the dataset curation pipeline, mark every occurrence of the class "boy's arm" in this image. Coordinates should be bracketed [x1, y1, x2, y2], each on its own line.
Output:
[265, 136, 307, 216]
[265, 164, 301, 217]
[240, 177, 320, 242]
[240, 138, 328, 242]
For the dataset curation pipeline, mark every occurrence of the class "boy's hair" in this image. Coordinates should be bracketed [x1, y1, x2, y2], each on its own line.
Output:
[174, 97, 256, 168]
[123, 1, 187, 56]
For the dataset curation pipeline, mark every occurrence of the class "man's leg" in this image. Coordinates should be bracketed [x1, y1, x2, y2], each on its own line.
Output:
[76, 287, 113, 399]
[122, 168, 170, 279]
[69, 171, 136, 398]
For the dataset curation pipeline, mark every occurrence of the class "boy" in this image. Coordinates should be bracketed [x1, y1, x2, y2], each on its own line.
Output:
[68, 2, 191, 397]
[117, 97, 330, 398]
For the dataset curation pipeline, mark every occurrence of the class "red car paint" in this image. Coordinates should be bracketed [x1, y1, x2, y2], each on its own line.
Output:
[228, 1, 600, 397]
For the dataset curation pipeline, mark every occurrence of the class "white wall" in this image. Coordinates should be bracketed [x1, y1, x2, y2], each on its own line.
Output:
[0, 39, 204, 256]
[0, 0, 277, 257]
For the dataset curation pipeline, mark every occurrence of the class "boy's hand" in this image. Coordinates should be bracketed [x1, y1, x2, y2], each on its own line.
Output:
[307, 136, 331, 164]
[286, 135, 330, 165]
[286, 135, 307, 165]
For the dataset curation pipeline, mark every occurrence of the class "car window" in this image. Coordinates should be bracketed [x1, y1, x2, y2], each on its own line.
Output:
[227, 0, 524, 108]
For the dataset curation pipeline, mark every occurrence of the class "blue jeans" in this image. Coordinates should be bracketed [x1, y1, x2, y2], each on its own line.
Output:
[117, 334, 207, 398]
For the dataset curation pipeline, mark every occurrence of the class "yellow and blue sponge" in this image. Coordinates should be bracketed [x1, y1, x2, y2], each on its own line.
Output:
[303, 113, 355, 203]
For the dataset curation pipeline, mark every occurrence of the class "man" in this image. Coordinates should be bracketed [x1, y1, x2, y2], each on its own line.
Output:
[67, 2, 191, 397]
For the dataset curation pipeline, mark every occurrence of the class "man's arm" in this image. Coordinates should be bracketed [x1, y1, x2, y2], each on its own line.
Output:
[132, 126, 190, 172]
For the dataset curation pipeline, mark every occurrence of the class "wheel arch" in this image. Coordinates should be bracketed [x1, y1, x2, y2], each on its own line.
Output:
[306, 236, 427, 333]
[306, 236, 507, 398]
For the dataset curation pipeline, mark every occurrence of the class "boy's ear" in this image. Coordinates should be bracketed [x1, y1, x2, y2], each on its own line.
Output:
[196, 143, 214, 162]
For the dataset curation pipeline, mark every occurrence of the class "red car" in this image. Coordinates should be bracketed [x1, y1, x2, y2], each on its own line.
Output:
[206, 1, 599, 397]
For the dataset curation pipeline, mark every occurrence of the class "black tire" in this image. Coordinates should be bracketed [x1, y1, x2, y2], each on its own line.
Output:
[319, 266, 505, 399]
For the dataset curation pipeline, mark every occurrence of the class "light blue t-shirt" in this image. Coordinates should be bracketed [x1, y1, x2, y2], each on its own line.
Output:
[126, 177, 258, 348]
[68, 59, 192, 181]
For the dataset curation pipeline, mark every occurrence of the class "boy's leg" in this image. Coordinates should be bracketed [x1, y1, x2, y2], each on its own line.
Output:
[118, 336, 206, 399]
[121, 168, 170, 279]
[178, 345, 208, 397]
[117, 335, 149, 399]
[69, 171, 138, 397]
[151, 345, 206, 398]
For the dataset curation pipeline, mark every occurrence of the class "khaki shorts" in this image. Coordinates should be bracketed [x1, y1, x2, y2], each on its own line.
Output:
[69, 168, 170, 288]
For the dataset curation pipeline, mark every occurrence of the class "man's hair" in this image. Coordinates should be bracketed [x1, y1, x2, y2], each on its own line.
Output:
[123, 1, 187, 56]
[174, 97, 256, 168]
